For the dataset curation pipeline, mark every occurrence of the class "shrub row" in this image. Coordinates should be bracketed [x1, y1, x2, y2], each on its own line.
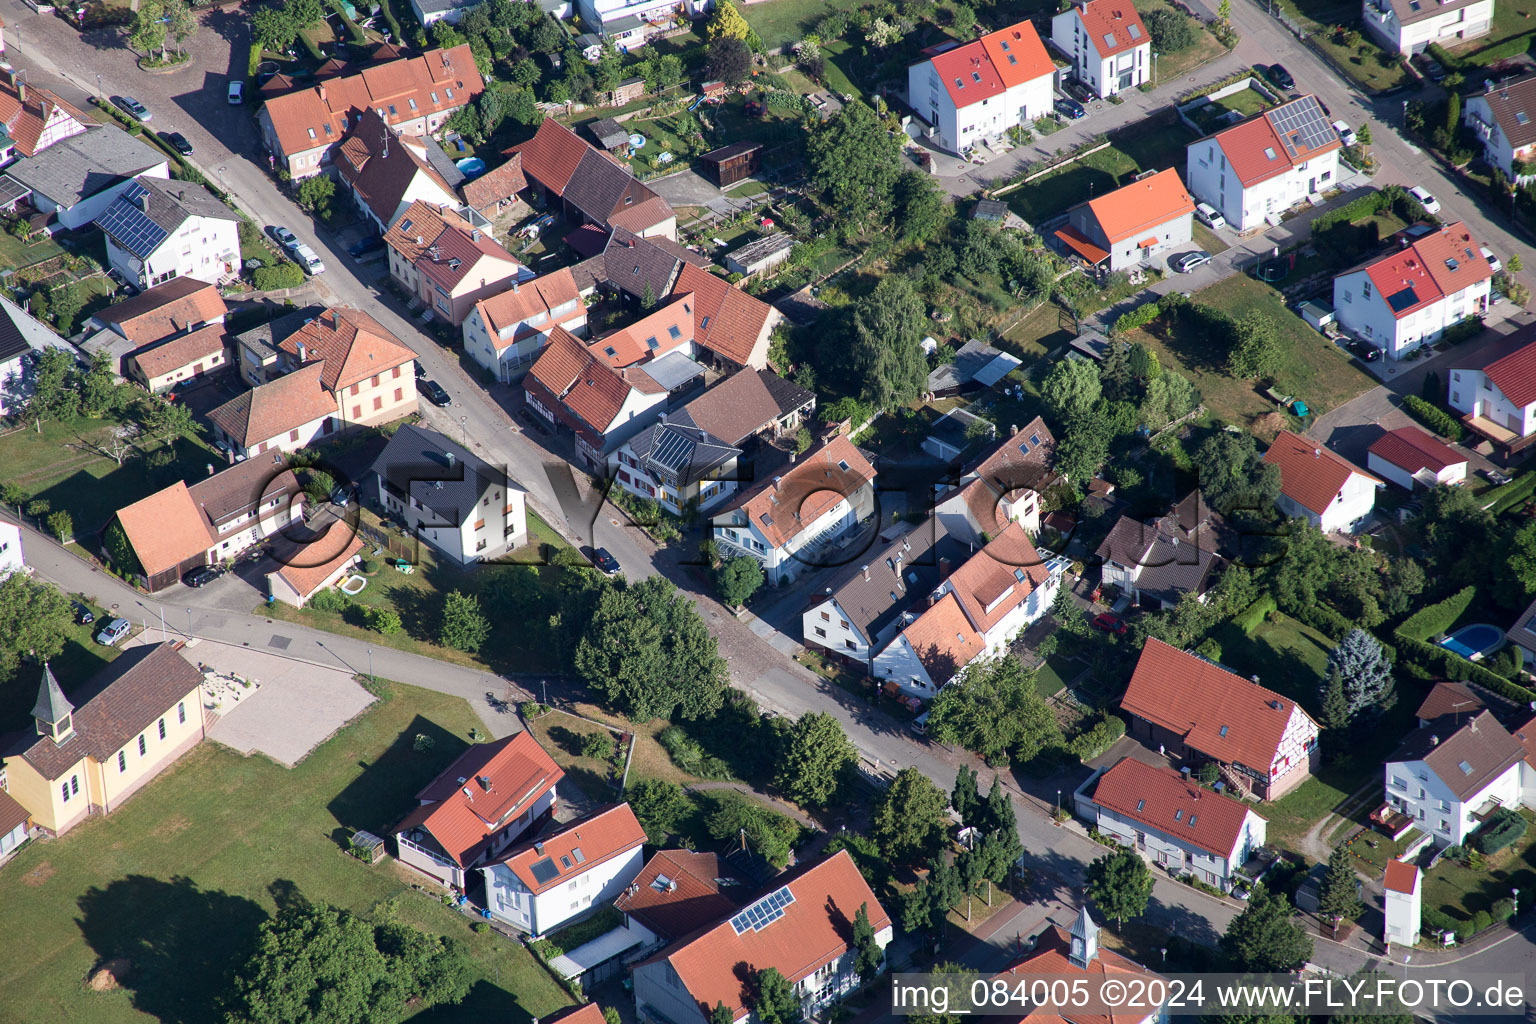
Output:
[1397, 585, 1475, 641]
[1393, 634, 1536, 704]
[1112, 299, 1164, 336]
[1489, 473, 1536, 515]
[252, 262, 305, 291]
[1234, 595, 1278, 636]
[1476, 808, 1528, 854]
[1311, 187, 1399, 234]
[1290, 601, 1355, 641]
[1067, 713, 1126, 761]
[1401, 394, 1465, 442]
[1443, 316, 1485, 345]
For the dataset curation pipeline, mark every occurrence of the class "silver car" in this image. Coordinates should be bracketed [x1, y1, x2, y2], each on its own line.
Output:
[1173, 250, 1213, 273]
[95, 617, 131, 646]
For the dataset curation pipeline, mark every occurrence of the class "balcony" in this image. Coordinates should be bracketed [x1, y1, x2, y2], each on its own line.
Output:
[1371, 802, 1416, 839]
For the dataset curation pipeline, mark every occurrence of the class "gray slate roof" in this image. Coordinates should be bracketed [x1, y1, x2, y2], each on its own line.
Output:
[95, 176, 235, 259]
[31, 664, 73, 724]
[927, 338, 1019, 393]
[371, 423, 525, 527]
[810, 522, 970, 646]
[643, 350, 704, 392]
[3, 126, 164, 207]
[623, 420, 739, 488]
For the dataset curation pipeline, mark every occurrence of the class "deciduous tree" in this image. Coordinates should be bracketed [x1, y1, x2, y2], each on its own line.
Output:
[438, 590, 490, 652]
[872, 767, 949, 864]
[706, 36, 752, 87]
[926, 655, 1061, 766]
[893, 170, 948, 244]
[627, 778, 691, 843]
[1041, 357, 1101, 421]
[1227, 310, 1281, 380]
[1193, 431, 1279, 515]
[1085, 847, 1153, 927]
[715, 555, 763, 607]
[806, 101, 903, 231]
[0, 575, 71, 680]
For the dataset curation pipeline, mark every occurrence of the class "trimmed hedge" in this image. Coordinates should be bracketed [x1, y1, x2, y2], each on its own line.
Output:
[1489, 473, 1536, 515]
[253, 262, 305, 291]
[1393, 634, 1536, 704]
[1068, 713, 1126, 761]
[1398, 585, 1475, 641]
[1291, 601, 1355, 641]
[1475, 808, 1527, 854]
[1444, 316, 1484, 345]
[1235, 594, 1278, 635]
[1401, 394, 1464, 442]
[1113, 300, 1163, 336]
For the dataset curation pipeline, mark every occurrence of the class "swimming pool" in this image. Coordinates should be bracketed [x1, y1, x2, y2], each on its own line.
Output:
[455, 157, 486, 177]
[1440, 623, 1504, 661]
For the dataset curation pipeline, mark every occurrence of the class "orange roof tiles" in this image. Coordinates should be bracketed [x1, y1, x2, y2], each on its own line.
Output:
[1090, 757, 1262, 859]
[946, 521, 1050, 634]
[276, 306, 416, 393]
[101, 277, 226, 345]
[1480, 336, 1536, 407]
[498, 803, 646, 894]
[999, 926, 1163, 1024]
[273, 523, 364, 600]
[1084, 168, 1194, 246]
[415, 218, 524, 293]
[979, 21, 1055, 87]
[672, 261, 776, 368]
[1368, 426, 1464, 475]
[726, 435, 876, 550]
[930, 41, 1005, 110]
[658, 851, 890, 1020]
[0, 77, 89, 157]
[206, 362, 337, 446]
[474, 268, 584, 348]
[382, 199, 457, 265]
[1074, 0, 1150, 58]
[334, 109, 456, 225]
[1211, 95, 1342, 188]
[1262, 429, 1379, 516]
[126, 323, 226, 381]
[589, 295, 693, 367]
[1384, 859, 1419, 895]
[901, 591, 986, 683]
[1121, 638, 1314, 775]
[615, 850, 740, 939]
[606, 194, 676, 235]
[525, 326, 661, 437]
[1055, 225, 1110, 264]
[394, 732, 564, 867]
[461, 151, 527, 212]
[1415, 221, 1495, 296]
[115, 482, 212, 576]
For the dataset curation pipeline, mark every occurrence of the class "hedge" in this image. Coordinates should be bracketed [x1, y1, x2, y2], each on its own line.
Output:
[253, 262, 305, 291]
[377, 0, 405, 42]
[1290, 601, 1355, 641]
[1234, 595, 1278, 635]
[1463, 32, 1536, 67]
[1398, 585, 1475, 641]
[1489, 473, 1536, 515]
[1068, 713, 1126, 761]
[1113, 299, 1164, 336]
[1443, 316, 1484, 345]
[1310, 187, 1399, 234]
[1393, 634, 1536, 704]
[1475, 808, 1527, 854]
[1401, 394, 1464, 442]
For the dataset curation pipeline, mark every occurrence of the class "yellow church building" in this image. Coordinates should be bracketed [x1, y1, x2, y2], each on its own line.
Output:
[1, 643, 207, 836]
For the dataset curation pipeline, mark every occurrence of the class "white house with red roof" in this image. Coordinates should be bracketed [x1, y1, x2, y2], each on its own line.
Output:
[382, 200, 530, 326]
[1333, 222, 1493, 359]
[1076, 756, 1267, 891]
[1384, 860, 1422, 946]
[907, 21, 1055, 156]
[461, 268, 587, 381]
[1051, 0, 1151, 98]
[933, 416, 1056, 545]
[523, 326, 675, 469]
[631, 850, 891, 1024]
[1055, 168, 1195, 272]
[1120, 638, 1320, 799]
[481, 802, 647, 936]
[1449, 331, 1536, 453]
[392, 731, 564, 888]
[1185, 94, 1342, 231]
[1366, 425, 1468, 490]
[1263, 429, 1381, 534]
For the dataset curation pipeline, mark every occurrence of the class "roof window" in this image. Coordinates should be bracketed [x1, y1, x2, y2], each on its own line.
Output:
[1128, 24, 1141, 38]
[1263, 147, 1277, 160]
[668, 325, 681, 338]
[1136, 798, 1146, 811]
[1520, 112, 1532, 125]
[1103, 32, 1117, 47]
[1174, 809, 1183, 821]
[1030, 433, 1041, 445]
[1459, 760, 1473, 774]
[388, 104, 398, 116]
[955, 77, 965, 89]
[700, 316, 710, 329]
[408, 98, 418, 110]
[645, 336, 659, 350]
[307, 128, 317, 139]
[1219, 724, 1229, 737]
[431, 91, 440, 103]
[446, 88, 455, 99]
[1000, 40, 1010, 50]
[1188, 814, 1197, 826]
[837, 460, 850, 471]
[972, 72, 981, 82]
[1008, 55, 1017, 64]
[603, 346, 617, 357]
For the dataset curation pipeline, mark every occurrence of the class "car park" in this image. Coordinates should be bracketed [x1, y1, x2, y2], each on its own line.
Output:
[1055, 97, 1085, 120]
[95, 618, 131, 646]
[228, 80, 244, 104]
[420, 380, 451, 406]
[183, 566, 219, 588]
[163, 131, 194, 156]
[1091, 613, 1128, 636]
[1331, 119, 1357, 147]
[72, 601, 95, 626]
[1266, 64, 1294, 90]
[1195, 202, 1226, 230]
[1482, 246, 1502, 272]
[115, 96, 151, 121]
[293, 244, 325, 275]
[269, 225, 299, 251]
[1172, 250, 1213, 273]
[593, 547, 620, 574]
[1409, 186, 1441, 214]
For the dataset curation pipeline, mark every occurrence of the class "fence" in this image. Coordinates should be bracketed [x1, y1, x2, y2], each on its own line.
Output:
[989, 140, 1114, 196]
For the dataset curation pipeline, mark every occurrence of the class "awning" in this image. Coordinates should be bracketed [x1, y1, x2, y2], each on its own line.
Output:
[1054, 225, 1109, 265]
[1138, 236, 1158, 248]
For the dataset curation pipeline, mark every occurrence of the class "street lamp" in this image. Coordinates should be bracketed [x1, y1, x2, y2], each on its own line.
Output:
[218, 166, 227, 191]
[367, 647, 374, 682]
[1056, 789, 1062, 819]
[186, 607, 193, 639]
[1514, 888, 1521, 918]
[95, 73, 101, 99]
[1160, 947, 1167, 965]
[460, 415, 467, 446]
[1402, 953, 1411, 980]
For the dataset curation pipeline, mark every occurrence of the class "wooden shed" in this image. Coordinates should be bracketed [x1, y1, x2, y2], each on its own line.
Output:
[699, 141, 763, 188]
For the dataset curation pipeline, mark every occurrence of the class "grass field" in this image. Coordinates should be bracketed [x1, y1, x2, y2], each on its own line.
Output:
[1123, 275, 1375, 427]
[1211, 611, 1332, 710]
[0, 228, 65, 271]
[1135, 0, 1230, 82]
[1005, 120, 1198, 225]
[742, 0, 864, 50]
[1263, 0, 1410, 92]
[1451, 0, 1536, 52]
[1422, 810, 1536, 922]
[0, 680, 574, 1024]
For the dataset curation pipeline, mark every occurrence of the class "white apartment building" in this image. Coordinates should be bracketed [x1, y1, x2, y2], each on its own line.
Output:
[461, 269, 587, 381]
[1384, 711, 1536, 847]
[1464, 74, 1536, 185]
[907, 22, 1056, 155]
[1051, 0, 1150, 98]
[94, 177, 239, 289]
[1363, 0, 1492, 55]
[1185, 94, 1342, 231]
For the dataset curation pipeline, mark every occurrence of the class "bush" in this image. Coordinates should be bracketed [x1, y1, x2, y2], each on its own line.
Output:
[1401, 394, 1463, 441]
[1290, 601, 1356, 641]
[308, 589, 351, 613]
[252, 262, 305, 291]
[361, 559, 380, 575]
[365, 606, 403, 634]
[1443, 316, 1484, 345]
[581, 730, 617, 760]
[1194, 637, 1222, 663]
[1067, 713, 1126, 761]
[1475, 808, 1527, 854]
[1471, 909, 1494, 934]
[1398, 585, 1476, 641]
[1422, 906, 1457, 935]
[1113, 299, 1163, 336]
[1493, 896, 1516, 921]
[1143, 7, 1196, 51]
[1234, 594, 1278, 635]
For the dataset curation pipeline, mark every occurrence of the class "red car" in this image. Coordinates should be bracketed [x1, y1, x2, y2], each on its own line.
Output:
[1092, 613, 1128, 636]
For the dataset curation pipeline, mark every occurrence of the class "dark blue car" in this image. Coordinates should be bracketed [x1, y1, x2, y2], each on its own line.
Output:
[1055, 97, 1085, 120]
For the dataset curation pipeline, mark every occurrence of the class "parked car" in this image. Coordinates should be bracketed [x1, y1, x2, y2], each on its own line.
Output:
[1266, 64, 1295, 90]
[1232, 883, 1252, 901]
[348, 236, 384, 258]
[1055, 96, 1085, 120]
[414, 359, 426, 379]
[330, 485, 351, 507]
[183, 565, 219, 588]
[95, 617, 131, 646]
[293, 243, 325, 275]
[114, 95, 151, 122]
[1172, 250, 1213, 273]
[72, 601, 95, 625]
[911, 709, 931, 735]
[163, 131, 194, 156]
[1065, 79, 1094, 103]
[1416, 54, 1447, 81]
[420, 379, 451, 406]
[1482, 246, 1502, 272]
[269, 225, 300, 252]
[1091, 613, 1128, 636]
[592, 547, 620, 575]
[1408, 186, 1441, 214]
[1346, 339, 1382, 362]
[1485, 468, 1513, 486]
[1195, 202, 1227, 230]
[228, 80, 245, 104]
[1331, 119, 1358, 147]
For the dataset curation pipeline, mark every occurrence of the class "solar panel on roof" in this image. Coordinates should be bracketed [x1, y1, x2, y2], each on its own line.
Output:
[530, 857, 560, 884]
[1267, 97, 1333, 159]
[0, 176, 31, 207]
[729, 885, 797, 934]
[652, 430, 694, 473]
[97, 181, 170, 258]
[1387, 288, 1420, 313]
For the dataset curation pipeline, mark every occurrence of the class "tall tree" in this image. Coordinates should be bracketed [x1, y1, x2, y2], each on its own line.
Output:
[852, 902, 882, 980]
[130, 0, 169, 59]
[1326, 628, 1395, 721]
[705, 36, 752, 86]
[925, 655, 1061, 766]
[950, 766, 979, 826]
[0, 575, 72, 680]
[162, 0, 197, 54]
[715, 555, 764, 607]
[1085, 847, 1153, 927]
[825, 274, 927, 407]
[774, 711, 854, 806]
[627, 778, 691, 843]
[1317, 667, 1351, 732]
[752, 967, 800, 1024]
[1099, 342, 1133, 401]
[806, 102, 903, 231]
[1040, 357, 1101, 421]
[141, 396, 200, 448]
[893, 170, 949, 244]
[1318, 846, 1364, 925]
[710, 1003, 734, 1024]
[1220, 883, 1313, 972]
[872, 767, 950, 864]
[1193, 432, 1279, 515]
[438, 590, 490, 653]
[704, 0, 751, 41]
[983, 776, 1017, 838]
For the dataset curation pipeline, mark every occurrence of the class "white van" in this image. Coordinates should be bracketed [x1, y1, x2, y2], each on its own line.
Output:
[294, 244, 325, 275]
[1195, 202, 1226, 230]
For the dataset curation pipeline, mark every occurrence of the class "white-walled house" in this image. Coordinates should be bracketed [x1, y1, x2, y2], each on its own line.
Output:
[1051, 0, 1150, 98]
[0, 521, 22, 577]
[712, 436, 877, 586]
[907, 22, 1055, 155]
[94, 177, 239, 289]
[205, 363, 341, 460]
[1384, 860, 1422, 947]
[1363, 0, 1491, 55]
[1263, 429, 1381, 533]
[1094, 492, 1222, 611]
[576, 0, 708, 44]
[1077, 756, 1268, 892]
[1185, 95, 1341, 231]
[1383, 710, 1534, 847]
[482, 803, 646, 937]
[631, 851, 891, 1024]
[1366, 426, 1468, 490]
[1448, 337, 1536, 453]
[461, 269, 587, 382]
[1055, 168, 1195, 272]
[393, 731, 563, 889]
[1465, 75, 1536, 185]
[1333, 221, 1493, 359]
[1, 126, 168, 231]
[932, 416, 1056, 545]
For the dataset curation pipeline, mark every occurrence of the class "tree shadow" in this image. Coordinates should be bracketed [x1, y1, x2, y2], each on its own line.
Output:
[546, 724, 587, 756]
[409, 978, 546, 1023]
[75, 874, 268, 1024]
[326, 714, 470, 833]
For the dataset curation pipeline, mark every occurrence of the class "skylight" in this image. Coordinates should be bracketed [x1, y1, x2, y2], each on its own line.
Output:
[1520, 112, 1532, 125]
[1030, 433, 1041, 445]
[838, 460, 850, 471]
[668, 325, 682, 339]
[1174, 809, 1183, 821]
[1219, 724, 1229, 737]
[1459, 760, 1473, 774]
[1188, 814, 1197, 826]
[972, 72, 982, 82]
[1128, 24, 1141, 38]
[1136, 799, 1146, 811]
[955, 77, 964, 89]
[1103, 32, 1117, 47]
[1008, 55, 1017, 64]
[1263, 147, 1277, 160]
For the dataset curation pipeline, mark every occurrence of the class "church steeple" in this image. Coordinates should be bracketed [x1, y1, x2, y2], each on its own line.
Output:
[32, 663, 74, 743]
[1068, 905, 1099, 967]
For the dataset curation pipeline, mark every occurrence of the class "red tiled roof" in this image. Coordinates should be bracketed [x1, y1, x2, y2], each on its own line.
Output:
[1084, 168, 1194, 245]
[606, 194, 676, 235]
[276, 306, 417, 393]
[498, 802, 646, 894]
[126, 323, 226, 380]
[1055, 225, 1110, 264]
[0, 787, 28, 838]
[206, 362, 337, 446]
[1090, 757, 1262, 859]
[461, 151, 527, 212]
[1262, 429, 1379, 516]
[1074, 0, 1150, 58]
[473, 269, 584, 350]
[1415, 680, 1485, 723]
[334, 109, 456, 225]
[382, 199, 456, 265]
[901, 591, 985, 683]
[1212, 95, 1342, 188]
[1384, 859, 1419, 894]
[1364, 245, 1443, 320]
[589, 294, 693, 367]
[100, 277, 226, 345]
[415, 218, 523, 293]
[1479, 337, 1536, 407]
[724, 435, 876, 550]
[525, 326, 662, 437]
[273, 523, 364, 600]
[672, 262, 776, 368]
[115, 482, 213, 577]
[659, 851, 889, 1020]
[393, 732, 564, 867]
[512, 118, 591, 197]
[1368, 426, 1464, 475]
[946, 521, 1049, 635]
[1121, 638, 1315, 774]
[1415, 221, 1495, 298]
[929, 41, 1005, 110]
[979, 21, 1055, 88]
[998, 926, 1162, 1024]
[614, 850, 739, 939]
[0, 78, 89, 157]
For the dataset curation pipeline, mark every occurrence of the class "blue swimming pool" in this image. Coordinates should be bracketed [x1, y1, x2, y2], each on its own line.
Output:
[1440, 623, 1504, 661]
[455, 157, 486, 177]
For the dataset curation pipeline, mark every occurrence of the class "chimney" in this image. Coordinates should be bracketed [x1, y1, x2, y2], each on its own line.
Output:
[534, 840, 545, 854]
[471, 229, 480, 242]
[297, 341, 307, 362]
[138, 192, 150, 214]
[446, 451, 456, 467]
[206, 463, 215, 476]
[1180, 766, 1192, 779]
[861, 564, 869, 581]
[939, 557, 952, 578]
[1010, 423, 1019, 435]
[318, 86, 327, 103]
[512, 279, 519, 293]
[15, 81, 23, 104]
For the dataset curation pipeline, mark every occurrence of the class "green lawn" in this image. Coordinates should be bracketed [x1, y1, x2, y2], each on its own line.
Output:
[1135, 0, 1230, 82]
[1005, 119, 1199, 225]
[1124, 275, 1375, 427]
[0, 680, 574, 1024]
[819, 40, 866, 102]
[1211, 611, 1332, 709]
[1422, 810, 1536, 923]
[1451, 0, 1536, 53]
[742, 0, 864, 50]
[1193, 223, 1230, 255]
[0, 228, 65, 272]
[1000, 303, 1077, 360]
